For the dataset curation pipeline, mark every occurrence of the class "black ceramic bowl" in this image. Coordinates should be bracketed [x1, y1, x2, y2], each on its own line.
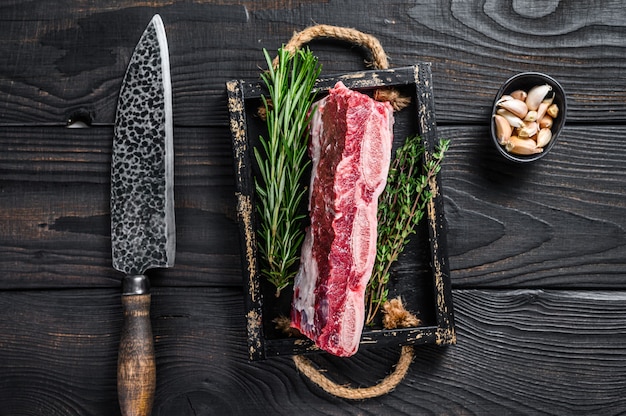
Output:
[490, 72, 567, 163]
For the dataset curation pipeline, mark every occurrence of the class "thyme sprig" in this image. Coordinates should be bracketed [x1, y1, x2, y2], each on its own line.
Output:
[254, 47, 322, 297]
[365, 136, 450, 325]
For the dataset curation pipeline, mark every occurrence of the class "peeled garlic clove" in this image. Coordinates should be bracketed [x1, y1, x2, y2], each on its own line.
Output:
[526, 84, 552, 111]
[518, 121, 538, 139]
[536, 101, 549, 121]
[498, 98, 528, 119]
[506, 136, 543, 155]
[504, 135, 518, 152]
[493, 114, 512, 145]
[539, 115, 553, 129]
[542, 92, 555, 106]
[524, 110, 538, 122]
[496, 108, 525, 128]
[536, 128, 552, 148]
[547, 103, 559, 118]
[510, 89, 528, 101]
[496, 95, 514, 105]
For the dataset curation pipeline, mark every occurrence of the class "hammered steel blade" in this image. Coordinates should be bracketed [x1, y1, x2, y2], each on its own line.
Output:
[110, 14, 174, 416]
[111, 14, 175, 276]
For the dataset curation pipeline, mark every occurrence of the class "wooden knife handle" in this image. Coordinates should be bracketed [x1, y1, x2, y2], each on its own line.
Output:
[118, 291, 156, 416]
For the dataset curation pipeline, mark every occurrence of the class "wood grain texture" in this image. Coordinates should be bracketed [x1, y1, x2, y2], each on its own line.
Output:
[118, 293, 156, 416]
[1, 288, 626, 415]
[0, 289, 121, 415]
[0, 126, 240, 289]
[0, 0, 625, 126]
[442, 124, 626, 288]
[2, 125, 625, 290]
[2, 0, 626, 414]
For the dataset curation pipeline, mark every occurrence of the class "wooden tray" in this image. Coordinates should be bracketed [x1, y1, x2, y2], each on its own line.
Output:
[227, 64, 455, 360]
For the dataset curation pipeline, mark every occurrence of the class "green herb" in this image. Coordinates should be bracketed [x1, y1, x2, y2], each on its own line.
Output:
[365, 135, 450, 325]
[254, 47, 322, 297]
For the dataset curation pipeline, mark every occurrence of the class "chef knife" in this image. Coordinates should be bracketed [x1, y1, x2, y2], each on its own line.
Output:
[111, 14, 175, 416]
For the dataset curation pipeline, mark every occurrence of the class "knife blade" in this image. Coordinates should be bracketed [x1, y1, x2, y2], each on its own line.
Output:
[111, 14, 174, 416]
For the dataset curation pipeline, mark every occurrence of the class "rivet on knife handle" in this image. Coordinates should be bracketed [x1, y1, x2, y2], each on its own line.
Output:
[118, 276, 155, 416]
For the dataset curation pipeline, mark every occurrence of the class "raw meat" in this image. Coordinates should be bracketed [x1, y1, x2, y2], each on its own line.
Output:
[291, 81, 394, 357]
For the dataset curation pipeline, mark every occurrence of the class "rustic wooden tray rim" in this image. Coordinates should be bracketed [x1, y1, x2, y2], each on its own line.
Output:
[227, 64, 456, 360]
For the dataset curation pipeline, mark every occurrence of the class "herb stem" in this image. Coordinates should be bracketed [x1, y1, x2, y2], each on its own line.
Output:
[365, 136, 450, 325]
[254, 47, 321, 297]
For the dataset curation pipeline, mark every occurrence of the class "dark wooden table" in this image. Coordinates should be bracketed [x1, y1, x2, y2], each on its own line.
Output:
[2, 1, 626, 415]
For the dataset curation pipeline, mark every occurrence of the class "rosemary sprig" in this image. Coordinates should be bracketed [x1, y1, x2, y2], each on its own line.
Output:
[254, 47, 322, 297]
[365, 135, 450, 325]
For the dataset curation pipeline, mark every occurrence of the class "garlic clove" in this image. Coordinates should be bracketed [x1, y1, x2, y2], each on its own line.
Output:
[493, 114, 512, 145]
[506, 136, 543, 155]
[496, 108, 525, 128]
[536, 128, 552, 148]
[518, 121, 538, 139]
[542, 92, 555, 106]
[536, 101, 549, 121]
[498, 98, 528, 119]
[547, 103, 559, 118]
[538, 115, 553, 129]
[525, 84, 552, 111]
[510, 89, 528, 101]
[524, 110, 538, 122]
[496, 95, 514, 105]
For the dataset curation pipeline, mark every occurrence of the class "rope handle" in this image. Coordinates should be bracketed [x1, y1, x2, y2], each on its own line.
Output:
[293, 346, 414, 400]
[274, 24, 410, 111]
[290, 298, 419, 399]
[275, 24, 390, 70]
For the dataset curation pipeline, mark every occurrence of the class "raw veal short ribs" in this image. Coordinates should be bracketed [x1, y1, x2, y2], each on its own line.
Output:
[291, 81, 394, 357]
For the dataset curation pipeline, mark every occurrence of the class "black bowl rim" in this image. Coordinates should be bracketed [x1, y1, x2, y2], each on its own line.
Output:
[490, 72, 567, 163]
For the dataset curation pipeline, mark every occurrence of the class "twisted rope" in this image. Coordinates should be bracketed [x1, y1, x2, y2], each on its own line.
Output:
[276, 24, 389, 70]
[292, 298, 420, 399]
[274, 24, 410, 111]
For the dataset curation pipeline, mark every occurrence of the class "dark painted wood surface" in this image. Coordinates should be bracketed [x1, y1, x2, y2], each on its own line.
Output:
[1, 1, 626, 414]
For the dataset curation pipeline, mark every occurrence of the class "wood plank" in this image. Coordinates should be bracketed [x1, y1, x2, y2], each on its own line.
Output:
[442, 124, 626, 288]
[2, 124, 625, 289]
[0, 1, 252, 126]
[1, 287, 625, 415]
[0, 1, 625, 125]
[0, 126, 241, 289]
[1, 2, 624, 415]
[0, 288, 121, 415]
